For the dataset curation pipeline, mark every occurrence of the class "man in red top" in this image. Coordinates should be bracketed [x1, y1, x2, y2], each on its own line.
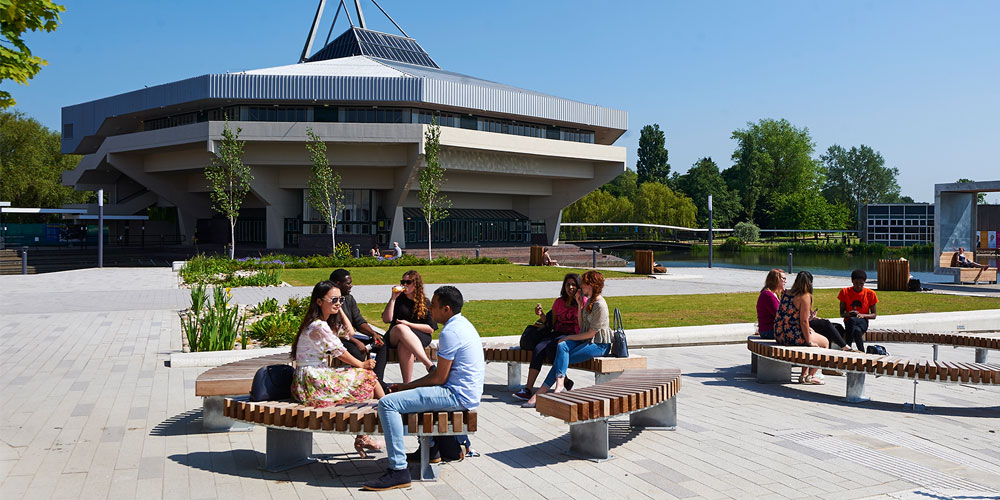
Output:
[838, 269, 878, 351]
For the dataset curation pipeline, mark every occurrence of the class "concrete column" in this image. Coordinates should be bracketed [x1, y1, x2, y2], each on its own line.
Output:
[544, 210, 563, 246]
[390, 206, 406, 249]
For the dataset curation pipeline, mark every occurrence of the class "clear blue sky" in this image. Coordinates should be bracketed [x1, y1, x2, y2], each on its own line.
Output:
[10, 0, 1000, 203]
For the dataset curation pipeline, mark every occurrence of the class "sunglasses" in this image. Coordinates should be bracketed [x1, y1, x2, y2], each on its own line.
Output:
[323, 297, 346, 305]
[399, 279, 414, 285]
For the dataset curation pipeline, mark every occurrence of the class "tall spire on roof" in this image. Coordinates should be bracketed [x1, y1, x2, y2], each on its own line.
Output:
[298, 0, 437, 68]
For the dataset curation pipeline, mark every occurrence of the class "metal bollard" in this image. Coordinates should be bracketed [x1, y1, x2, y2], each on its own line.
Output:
[354, 245, 360, 258]
[593, 248, 597, 268]
[21, 246, 28, 274]
[475, 246, 480, 258]
[787, 250, 793, 274]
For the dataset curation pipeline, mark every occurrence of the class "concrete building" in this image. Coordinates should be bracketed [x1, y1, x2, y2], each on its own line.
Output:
[862, 203, 935, 247]
[61, 16, 627, 251]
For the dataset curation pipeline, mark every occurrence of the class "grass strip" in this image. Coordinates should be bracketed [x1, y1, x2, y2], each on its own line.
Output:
[355, 289, 999, 338]
[282, 264, 637, 287]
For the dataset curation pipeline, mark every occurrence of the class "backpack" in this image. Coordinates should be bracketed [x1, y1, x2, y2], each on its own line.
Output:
[908, 278, 921, 292]
[866, 345, 889, 356]
[519, 311, 554, 351]
[249, 364, 295, 402]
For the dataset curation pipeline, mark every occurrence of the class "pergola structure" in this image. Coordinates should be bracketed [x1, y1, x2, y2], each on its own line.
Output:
[934, 180, 1000, 274]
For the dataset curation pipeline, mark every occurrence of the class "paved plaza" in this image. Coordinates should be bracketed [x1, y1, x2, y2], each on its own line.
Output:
[1, 268, 999, 499]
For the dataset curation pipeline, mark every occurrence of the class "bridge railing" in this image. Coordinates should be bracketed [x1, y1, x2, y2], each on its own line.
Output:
[559, 222, 733, 243]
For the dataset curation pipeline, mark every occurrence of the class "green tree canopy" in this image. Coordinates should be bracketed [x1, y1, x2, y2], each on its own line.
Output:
[0, 110, 89, 213]
[769, 190, 850, 230]
[636, 124, 671, 185]
[632, 182, 697, 227]
[675, 157, 741, 228]
[724, 118, 821, 226]
[1, 0, 65, 108]
[563, 189, 634, 223]
[603, 168, 638, 200]
[820, 144, 901, 224]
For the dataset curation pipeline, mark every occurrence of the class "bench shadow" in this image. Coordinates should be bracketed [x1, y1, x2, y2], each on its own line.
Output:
[686, 365, 1000, 418]
[150, 408, 208, 436]
[487, 421, 645, 469]
[167, 449, 387, 488]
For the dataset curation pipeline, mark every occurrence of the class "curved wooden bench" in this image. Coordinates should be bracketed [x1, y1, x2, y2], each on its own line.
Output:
[865, 329, 999, 363]
[195, 344, 646, 430]
[221, 398, 475, 479]
[534, 368, 682, 461]
[748, 337, 1000, 404]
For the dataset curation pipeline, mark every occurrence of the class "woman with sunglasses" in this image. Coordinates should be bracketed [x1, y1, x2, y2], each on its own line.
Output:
[513, 273, 584, 401]
[756, 269, 785, 340]
[291, 281, 386, 457]
[379, 270, 438, 384]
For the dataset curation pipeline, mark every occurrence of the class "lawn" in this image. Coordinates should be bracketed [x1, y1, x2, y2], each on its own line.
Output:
[355, 289, 999, 338]
[282, 264, 638, 287]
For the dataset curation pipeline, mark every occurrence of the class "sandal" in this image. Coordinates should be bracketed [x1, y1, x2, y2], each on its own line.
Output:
[354, 435, 385, 459]
[803, 376, 826, 385]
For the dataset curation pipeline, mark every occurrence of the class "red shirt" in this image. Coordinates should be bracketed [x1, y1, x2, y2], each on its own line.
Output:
[838, 287, 878, 314]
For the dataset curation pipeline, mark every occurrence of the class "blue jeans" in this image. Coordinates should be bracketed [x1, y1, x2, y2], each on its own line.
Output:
[377, 386, 463, 470]
[542, 339, 611, 388]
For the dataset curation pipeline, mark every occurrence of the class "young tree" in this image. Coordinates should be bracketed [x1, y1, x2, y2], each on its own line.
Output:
[636, 124, 671, 185]
[820, 144, 901, 223]
[205, 120, 252, 259]
[418, 122, 450, 259]
[305, 128, 343, 253]
[1, 0, 65, 108]
[726, 118, 821, 225]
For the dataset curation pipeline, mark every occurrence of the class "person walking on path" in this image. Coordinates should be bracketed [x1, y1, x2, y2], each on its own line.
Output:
[363, 286, 485, 491]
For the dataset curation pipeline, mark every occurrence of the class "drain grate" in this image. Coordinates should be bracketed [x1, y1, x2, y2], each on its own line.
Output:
[852, 426, 1000, 476]
[778, 431, 1000, 494]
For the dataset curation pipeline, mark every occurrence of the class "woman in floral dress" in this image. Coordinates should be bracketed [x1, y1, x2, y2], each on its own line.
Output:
[774, 271, 829, 385]
[291, 280, 385, 457]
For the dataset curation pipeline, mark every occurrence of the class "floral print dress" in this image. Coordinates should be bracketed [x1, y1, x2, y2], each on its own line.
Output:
[292, 320, 378, 407]
[774, 292, 807, 346]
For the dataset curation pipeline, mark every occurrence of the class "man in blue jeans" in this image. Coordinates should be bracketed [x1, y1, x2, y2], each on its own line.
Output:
[362, 286, 485, 491]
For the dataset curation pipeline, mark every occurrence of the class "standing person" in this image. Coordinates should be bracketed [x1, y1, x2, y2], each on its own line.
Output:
[838, 269, 878, 351]
[522, 270, 612, 408]
[379, 270, 437, 384]
[290, 281, 385, 458]
[756, 269, 785, 339]
[392, 241, 402, 258]
[774, 271, 829, 384]
[363, 286, 485, 491]
[330, 269, 388, 390]
[512, 273, 583, 401]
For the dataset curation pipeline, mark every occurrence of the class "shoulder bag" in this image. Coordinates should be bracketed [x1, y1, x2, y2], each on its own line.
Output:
[610, 307, 629, 358]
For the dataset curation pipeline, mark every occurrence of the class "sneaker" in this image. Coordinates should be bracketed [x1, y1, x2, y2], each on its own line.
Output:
[362, 468, 411, 491]
[512, 388, 532, 400]
[406, 446, 441, 464]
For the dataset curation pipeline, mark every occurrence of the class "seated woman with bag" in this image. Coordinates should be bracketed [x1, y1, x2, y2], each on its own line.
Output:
[774, 271, 829, 385]
[522, 271, 611, 408]
[513, 273, 583, 401]
[291, 281, 386, 457]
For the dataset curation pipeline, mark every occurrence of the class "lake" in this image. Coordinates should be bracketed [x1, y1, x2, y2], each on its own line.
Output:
[611, 249, 999, 284]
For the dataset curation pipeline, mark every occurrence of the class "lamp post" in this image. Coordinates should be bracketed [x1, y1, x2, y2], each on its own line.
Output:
[97, 189, 104, 268]
[708, 195, 713, 269]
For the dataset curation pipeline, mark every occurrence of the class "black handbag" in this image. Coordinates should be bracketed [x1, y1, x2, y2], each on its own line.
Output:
[866, 345, 889, 356]
[249, 364, 295, 402]
[519, 311, 553, 351]
[610, 307, 629, 358]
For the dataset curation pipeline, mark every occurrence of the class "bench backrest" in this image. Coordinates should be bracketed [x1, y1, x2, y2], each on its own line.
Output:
[535, 368, 681, 423]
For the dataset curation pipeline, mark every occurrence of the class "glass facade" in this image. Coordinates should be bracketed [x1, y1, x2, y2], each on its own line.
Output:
[302, 189, 378, 237]
[140, 104, 596, 144]
[403, 208, 530, 246]
[864, 203, 934, 247]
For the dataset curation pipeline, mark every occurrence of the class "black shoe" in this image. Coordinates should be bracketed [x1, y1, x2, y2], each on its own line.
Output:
[564, 378, 575, 391]
[406, 446, 441, 464]
[362, 468, 411, 491]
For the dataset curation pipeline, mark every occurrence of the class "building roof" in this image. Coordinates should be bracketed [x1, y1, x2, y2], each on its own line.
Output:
[62, 30, 627, 155]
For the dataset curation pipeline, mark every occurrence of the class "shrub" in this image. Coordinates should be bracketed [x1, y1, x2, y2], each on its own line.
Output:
[285, 296, 308, 318]
[250, 297, 279, 315]
[183, 286, 245, 352]
[720, 237, 744, 252]
[247, 310, 299, 347]
[733, 222, 760, 243]
[335, 241, 352, 260]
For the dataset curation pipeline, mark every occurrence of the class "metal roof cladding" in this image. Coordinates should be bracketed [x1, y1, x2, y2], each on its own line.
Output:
[61, 27, 627, 155]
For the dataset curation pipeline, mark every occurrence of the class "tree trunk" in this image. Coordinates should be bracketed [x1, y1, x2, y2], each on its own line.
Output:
[330, 215, 336, 255]
[427, 222, 432, 260]
[229, 219, 236, 259]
